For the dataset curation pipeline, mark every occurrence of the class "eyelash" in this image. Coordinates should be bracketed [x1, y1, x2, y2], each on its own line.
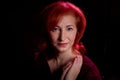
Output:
[51, 27, 74, 32]
[52, 27, 60, 32]
[67, 27, 73, 31]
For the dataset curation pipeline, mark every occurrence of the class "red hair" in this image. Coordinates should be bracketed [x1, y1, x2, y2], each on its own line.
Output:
[35, 1, 87, 59]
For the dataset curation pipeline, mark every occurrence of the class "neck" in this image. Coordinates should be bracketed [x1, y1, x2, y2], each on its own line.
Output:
[47, 48, 79, 73]
[55, 48, 76, 67]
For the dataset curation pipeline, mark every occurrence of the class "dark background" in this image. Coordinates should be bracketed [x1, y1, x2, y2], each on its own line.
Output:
[9, 0, 120, 79]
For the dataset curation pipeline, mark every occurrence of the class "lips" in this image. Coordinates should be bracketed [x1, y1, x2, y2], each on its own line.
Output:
[57, 43, 68, 47]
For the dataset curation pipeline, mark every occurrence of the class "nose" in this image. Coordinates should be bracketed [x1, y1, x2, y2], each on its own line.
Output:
[58, 30, 66, 41]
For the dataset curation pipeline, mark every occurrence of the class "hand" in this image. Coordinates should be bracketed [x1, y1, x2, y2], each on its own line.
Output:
[60, 55, 83, 80]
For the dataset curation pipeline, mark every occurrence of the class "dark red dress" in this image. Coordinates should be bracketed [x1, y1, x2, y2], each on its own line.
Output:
[33, 55, 102, 80]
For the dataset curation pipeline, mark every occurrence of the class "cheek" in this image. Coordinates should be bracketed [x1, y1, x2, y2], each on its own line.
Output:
[69, 33, 77, 42]
[49, 33, 58, 42]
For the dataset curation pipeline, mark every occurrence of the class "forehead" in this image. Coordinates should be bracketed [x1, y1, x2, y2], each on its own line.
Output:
[57, 14, 77, 26]
[47, 14, 77, 31]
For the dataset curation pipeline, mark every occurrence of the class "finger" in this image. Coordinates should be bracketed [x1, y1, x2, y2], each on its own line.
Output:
[63, 60, 73, 70]
[69, 55, 83, 72]
[61, 64, 72, 80]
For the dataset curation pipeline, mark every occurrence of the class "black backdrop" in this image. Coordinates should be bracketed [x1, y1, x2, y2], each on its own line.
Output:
[10, 0, 120, 79]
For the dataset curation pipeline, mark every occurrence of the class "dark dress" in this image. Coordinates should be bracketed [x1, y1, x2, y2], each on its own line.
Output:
[33, 54, 102, 80]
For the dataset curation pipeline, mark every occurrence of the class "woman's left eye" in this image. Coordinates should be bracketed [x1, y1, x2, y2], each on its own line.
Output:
[67, 27, 73, 31]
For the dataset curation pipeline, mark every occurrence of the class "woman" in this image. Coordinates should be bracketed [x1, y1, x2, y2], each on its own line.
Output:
[34, 1, 102, 80]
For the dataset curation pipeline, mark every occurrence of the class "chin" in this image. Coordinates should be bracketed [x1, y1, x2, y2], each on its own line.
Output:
[56, 46, 70, 52]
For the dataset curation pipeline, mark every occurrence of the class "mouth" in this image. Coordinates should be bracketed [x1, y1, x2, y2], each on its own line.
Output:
[57, 43, 68, 47]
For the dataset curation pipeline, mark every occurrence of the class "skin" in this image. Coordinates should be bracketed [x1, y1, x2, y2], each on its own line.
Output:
[48, 14, 83, 80]
[61, 55, 83, 80]
[49, 14, 77, 53]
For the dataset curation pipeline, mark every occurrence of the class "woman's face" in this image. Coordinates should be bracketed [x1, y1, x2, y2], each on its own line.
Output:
[49, 15, 77, 52]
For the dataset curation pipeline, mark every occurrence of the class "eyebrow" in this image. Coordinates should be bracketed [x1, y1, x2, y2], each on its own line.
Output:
[66, 25, 75, 27]
[55, 25, 75, 28]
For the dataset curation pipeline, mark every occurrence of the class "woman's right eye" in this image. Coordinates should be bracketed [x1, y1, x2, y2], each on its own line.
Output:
[52, 27, 60, 32]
